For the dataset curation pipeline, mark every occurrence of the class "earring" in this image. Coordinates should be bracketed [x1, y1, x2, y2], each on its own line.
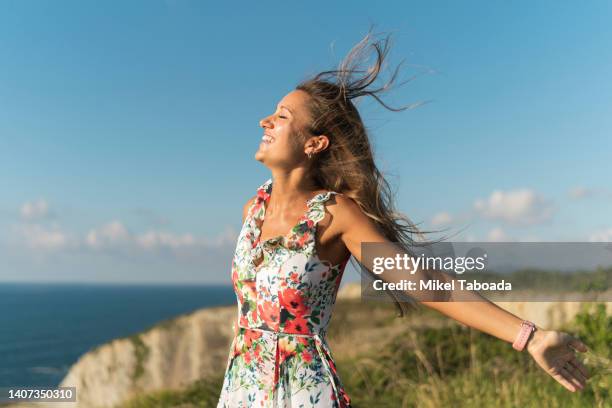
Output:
[307, 152, 313, 159]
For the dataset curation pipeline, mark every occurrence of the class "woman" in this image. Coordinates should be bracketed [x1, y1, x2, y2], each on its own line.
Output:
[216, 32, 590, 408]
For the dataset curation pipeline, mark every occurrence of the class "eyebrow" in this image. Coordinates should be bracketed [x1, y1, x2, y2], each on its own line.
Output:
[278, 104, 294, 114]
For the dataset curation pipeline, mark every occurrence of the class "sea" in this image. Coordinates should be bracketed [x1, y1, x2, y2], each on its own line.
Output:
[0, 282, 236, 388]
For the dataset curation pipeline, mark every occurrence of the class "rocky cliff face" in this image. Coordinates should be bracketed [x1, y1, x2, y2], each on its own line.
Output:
[9, 305, 238, 408]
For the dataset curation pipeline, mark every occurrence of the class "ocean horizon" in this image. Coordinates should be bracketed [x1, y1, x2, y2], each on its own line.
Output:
[0, 282, 236, 388]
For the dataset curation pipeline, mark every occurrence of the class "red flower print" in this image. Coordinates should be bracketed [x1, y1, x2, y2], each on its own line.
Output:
[257, 301, 280, 330]
[243, 351, 252, 364]
[257, 189, 270, 201]
[239, 315, 249, 327]
[284, 316, 310, 335]
[250, 308, 257, 323]
[242, 280, 256, 300]
[297, 231, 310, 247]
[244, 329, 263, 348]
[306, 218, 314, 228]
[301, 350, 313, 364]
[278, 288, 309, 316]
[290, 272, 300, 283]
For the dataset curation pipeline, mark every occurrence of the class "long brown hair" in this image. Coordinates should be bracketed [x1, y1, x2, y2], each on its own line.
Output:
[296, 29, 446, 317]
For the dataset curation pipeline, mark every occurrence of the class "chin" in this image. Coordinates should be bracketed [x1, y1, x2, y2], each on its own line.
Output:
[254, 149, 266, 163]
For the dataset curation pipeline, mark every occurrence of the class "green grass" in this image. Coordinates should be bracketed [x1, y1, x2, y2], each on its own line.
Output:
[129, 334, 151, 383]
[121, 377, 225, 408]
[336, 303, 610, 407]
[120, 302, 611, 408]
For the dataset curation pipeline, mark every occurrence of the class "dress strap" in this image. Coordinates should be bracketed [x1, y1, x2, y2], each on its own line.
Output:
[305, 191, 340, 224]
[245, 178, 272, 221]
[257, 178, 273, 196]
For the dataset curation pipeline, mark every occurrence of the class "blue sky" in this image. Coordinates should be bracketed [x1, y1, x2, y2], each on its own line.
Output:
[1, 0, 611, 284]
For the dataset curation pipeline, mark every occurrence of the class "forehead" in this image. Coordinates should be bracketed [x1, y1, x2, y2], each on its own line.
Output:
[278, 89, 311, 112]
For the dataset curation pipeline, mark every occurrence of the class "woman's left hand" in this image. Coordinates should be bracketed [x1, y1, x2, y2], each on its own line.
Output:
[526, 329, 590, 392]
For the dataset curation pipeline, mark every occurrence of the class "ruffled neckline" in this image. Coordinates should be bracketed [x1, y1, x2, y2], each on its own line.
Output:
[255, 178, 334, 210]
[249, 178, 334, 252]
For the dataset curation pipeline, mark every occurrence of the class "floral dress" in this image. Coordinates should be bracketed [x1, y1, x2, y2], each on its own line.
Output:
[217, 178, 353, 408]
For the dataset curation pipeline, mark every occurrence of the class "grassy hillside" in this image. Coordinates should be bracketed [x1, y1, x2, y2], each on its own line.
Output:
[121, 301, 610, 408]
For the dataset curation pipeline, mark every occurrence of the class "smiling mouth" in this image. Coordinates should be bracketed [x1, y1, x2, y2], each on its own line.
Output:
[261, 134, 275, 144]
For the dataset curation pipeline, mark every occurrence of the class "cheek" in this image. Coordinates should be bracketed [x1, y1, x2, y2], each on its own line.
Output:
[277, 127, 304, 153]
[275, 138, 301, 158]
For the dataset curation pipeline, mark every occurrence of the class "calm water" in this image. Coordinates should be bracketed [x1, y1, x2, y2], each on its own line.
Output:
[0, 283, 236, 388]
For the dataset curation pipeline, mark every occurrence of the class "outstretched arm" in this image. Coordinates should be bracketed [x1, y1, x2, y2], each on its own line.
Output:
[332, 195, 590, 392]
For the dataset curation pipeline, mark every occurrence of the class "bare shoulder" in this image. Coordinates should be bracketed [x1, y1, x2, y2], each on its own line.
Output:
[242, 195, 257, 223]
[326, 193, 370, 230]
[326, 193, 388, 253]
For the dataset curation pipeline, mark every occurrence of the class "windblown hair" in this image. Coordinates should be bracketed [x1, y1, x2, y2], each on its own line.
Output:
[296, 30, 444, 317]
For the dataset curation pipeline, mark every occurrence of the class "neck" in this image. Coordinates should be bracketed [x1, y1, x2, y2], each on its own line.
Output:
[267, 169, 320, 212]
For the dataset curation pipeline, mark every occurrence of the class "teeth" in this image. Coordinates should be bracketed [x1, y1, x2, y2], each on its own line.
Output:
[262, 135, 274, 143]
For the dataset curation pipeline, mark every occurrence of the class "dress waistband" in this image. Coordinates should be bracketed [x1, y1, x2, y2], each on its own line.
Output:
[237, 324, 323, 339]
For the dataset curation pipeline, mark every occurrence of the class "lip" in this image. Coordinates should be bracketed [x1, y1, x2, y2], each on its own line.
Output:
[261, 133, 275, 144]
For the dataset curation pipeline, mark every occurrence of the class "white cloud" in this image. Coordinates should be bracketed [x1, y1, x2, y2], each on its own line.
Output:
[12, 216, 238, 257]
[20, 199, 51, 221]
[136, 231, 196, 250]
[84, 220, 238, 255]
[486, 227, 512, 242]
[85, 221, 131, 250]
[474, 189, 554, 225]
[11, 196, 240, 262]
[15, 224, 72, 250]
[431, 212, 453, 226]
[568, 187, 594, 199]
[588, 228, 612, 242]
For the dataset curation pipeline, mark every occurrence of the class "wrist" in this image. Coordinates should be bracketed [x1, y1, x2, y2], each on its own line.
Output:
[525, 326, 544, 355]
[512, 320, 536, 351]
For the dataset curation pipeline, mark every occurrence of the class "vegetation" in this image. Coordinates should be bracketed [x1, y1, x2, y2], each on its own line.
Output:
[336, 303, 610, 407]
[129, 334, 151, 383]
[461, 266, 612, 293]
[120, 302, 610, 408]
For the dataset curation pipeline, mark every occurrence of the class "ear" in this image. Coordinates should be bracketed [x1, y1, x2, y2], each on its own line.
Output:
[305, 135, 330, 154]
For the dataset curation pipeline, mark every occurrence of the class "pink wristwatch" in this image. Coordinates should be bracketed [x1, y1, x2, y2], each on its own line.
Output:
[513, 320, 536, 351]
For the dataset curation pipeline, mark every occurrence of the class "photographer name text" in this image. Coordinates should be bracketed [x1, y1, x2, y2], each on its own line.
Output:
[373, 279, 512, 291]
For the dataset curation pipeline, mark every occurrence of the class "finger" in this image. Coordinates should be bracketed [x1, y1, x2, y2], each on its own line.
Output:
[566, 364, 586, 387]
[569, 357, 590, 380]
[552, 370, 577, 392]
[568, 336, 588, 352]
[560, 367, 584, 391]
[564, 364, 587, 388]
[551, 365, 578, 392]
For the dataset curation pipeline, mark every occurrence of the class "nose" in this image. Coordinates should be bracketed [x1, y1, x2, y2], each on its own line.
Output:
[259, 115, 273, 129]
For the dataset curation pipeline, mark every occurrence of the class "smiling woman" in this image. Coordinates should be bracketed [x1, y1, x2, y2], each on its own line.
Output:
[216, 30, 590, 408]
